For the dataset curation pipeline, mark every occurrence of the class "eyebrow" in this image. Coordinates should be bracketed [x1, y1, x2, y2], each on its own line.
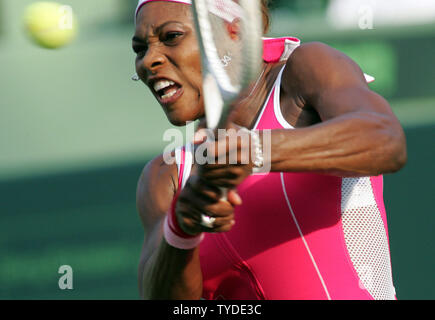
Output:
[132, 20, 184, 43]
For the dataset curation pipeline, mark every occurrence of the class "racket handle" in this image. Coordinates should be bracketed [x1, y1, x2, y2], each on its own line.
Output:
[219, 187, 228, 201]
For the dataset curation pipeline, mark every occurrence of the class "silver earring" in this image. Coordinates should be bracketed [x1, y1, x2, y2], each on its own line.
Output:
[131, 73, 140, 81]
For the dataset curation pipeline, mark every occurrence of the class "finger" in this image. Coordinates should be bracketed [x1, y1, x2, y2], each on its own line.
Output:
[204, 215, 236, 233]
[193, 128, 210, 144]
[210, 220, 236, 233]
[178, 208, 235, 234]
[203, 144, 252, 169]
[227, 189, 242, 206]
[200, 165, 249, 180]
[197, 176, 248, 189]
[184, 175, 222, 202]
[203, 200, 235, 217]
[177, 196, 234, 219]
[178, 215, 203, 236]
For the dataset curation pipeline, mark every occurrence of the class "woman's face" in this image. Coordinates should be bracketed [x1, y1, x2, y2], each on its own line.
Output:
[133, 2, 204, 126]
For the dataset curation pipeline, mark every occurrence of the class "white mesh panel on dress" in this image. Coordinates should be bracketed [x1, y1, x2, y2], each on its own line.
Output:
[341, 177, 395, 300]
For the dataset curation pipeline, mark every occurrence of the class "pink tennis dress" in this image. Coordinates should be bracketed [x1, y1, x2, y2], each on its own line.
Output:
[175, 37, 397, 300]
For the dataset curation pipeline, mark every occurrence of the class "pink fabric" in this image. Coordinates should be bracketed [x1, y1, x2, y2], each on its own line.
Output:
[262, 37, 300, 63]
[199, 37, 376, 300]
[178, 147, 185, 190]
[174, 38, 392, 300]
[370, 176, 390, 242]
[370, 175, 396, 300]
[254, 87, 282, 129]
[200, 91, 375, 299]
[209, 172, 372, 300]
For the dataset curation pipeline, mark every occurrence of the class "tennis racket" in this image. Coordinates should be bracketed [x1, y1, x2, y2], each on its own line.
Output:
[192, 0, 263, 130]
[191, 0, 263, 226]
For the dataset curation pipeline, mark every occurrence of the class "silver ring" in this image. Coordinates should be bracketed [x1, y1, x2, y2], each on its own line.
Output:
[200, 214, 216, 228]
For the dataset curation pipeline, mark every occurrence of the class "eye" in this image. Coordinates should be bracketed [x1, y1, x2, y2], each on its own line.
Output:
[132, 44, 147, 58]
[162, 31, 183, 45]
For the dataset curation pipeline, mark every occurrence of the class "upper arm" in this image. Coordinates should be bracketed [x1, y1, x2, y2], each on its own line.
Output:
[136, 154, 177, 296]
[282, 42, 398, 122]
[136, 154, 177, 232]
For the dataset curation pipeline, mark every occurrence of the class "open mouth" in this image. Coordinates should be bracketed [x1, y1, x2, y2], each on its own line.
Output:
[152, 79, 183, 105]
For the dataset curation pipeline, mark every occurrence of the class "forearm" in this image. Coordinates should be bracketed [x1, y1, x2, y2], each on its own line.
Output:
[142, 237, 203, 300]
[266, 112, 406, 176]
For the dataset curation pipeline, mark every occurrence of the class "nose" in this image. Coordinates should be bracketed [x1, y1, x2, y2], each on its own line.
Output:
[142, 44, 166, 75]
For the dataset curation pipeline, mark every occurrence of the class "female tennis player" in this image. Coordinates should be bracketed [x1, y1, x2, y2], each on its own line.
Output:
[133, 0, 407, 300]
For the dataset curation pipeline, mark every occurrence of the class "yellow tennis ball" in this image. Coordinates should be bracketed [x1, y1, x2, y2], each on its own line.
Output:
[24, 2, 77, 49]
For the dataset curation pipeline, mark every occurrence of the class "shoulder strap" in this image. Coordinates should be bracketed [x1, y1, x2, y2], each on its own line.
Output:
[175, 143, 194, 190]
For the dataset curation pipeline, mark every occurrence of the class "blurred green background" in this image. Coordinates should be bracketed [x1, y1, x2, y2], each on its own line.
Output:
[0, 0, 434, 299]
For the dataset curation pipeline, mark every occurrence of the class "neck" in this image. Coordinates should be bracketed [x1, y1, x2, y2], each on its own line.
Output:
[231, 62, 277, 129]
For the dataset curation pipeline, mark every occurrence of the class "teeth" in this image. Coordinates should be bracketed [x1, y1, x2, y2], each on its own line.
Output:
[161, 88, 177, 100]
[154, 80, 175, 92]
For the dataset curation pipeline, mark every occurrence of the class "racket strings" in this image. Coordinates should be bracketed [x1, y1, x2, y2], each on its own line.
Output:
[192, 0, 262, 128]
[201, 0, 251, 96]
[207, 13, 242, 87]
[207, 0, 243, 23]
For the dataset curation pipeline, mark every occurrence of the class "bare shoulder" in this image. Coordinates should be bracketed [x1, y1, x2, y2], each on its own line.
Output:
[136, 153, 178, 231]
[282, 42, 368, 96]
